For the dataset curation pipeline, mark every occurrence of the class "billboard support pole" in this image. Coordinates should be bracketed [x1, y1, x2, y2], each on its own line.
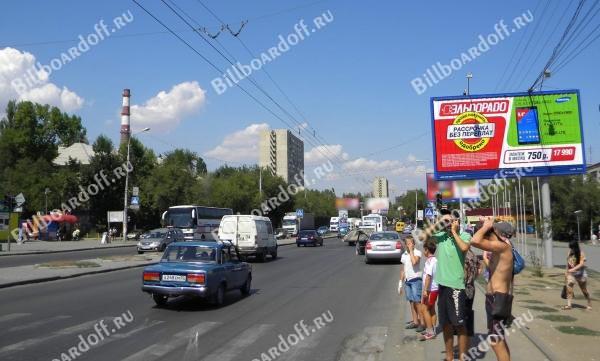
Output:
[541, 177, 553, 268]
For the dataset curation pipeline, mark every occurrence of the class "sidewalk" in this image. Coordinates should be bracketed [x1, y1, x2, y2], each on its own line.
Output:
[0, 253, 161, 288]
[0, 239, 137, 256]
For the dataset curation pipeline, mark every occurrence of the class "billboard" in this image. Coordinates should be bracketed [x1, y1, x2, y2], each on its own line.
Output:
[426, 173, 479, 202]
[335, 198, 359, 210]
[430, 90, 585, 180]
[366, 198, 389, 213]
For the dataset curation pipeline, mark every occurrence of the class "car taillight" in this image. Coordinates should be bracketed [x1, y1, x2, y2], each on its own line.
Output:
[143, 272, 160, 282]
[309, 236, 314, 239]
[396, 241, 402, 249]
[187, 273, 205, 284]
[366, 241, 372, 250]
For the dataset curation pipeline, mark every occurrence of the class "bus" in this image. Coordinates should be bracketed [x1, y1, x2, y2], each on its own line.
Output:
[360, 213, 388, 232]
[162, 205, 233, 240]
[329, 217, 339, 232]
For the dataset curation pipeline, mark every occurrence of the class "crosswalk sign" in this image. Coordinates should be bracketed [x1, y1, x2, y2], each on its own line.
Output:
[424, 208, 434, 218]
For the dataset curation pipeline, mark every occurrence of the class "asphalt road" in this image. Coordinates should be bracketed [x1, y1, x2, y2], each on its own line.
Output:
[0, 246, 137, 268]
[0, 238, 409, 361]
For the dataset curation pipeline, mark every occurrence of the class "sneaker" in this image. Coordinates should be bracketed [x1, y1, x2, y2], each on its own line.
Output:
[405, 322, 417, 329]
[415, 326, 426, 333]
[419, 332, 436, 341]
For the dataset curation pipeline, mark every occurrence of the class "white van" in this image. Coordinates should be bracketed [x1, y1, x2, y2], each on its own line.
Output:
[218, 215, 278, 262]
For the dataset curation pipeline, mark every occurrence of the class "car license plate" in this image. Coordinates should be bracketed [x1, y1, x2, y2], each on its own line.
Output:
[162, 274, 186, 282]
[377, 245, 391, 249]
[301, 237, 307, 240]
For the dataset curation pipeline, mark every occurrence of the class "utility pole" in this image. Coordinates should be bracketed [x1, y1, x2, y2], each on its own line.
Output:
[123, 127, 150, 241]
[541, 178, 553, 268]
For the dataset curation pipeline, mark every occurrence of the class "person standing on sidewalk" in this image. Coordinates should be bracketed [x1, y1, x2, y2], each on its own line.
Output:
[427, 210, 471, 361]
[471, 217, 514, 361]
[562, 240, 592, 310]
[399, 235, 424, 332]
[419, 240, 438, 341]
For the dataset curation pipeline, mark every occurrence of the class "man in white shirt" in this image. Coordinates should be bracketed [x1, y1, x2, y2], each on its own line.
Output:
[400, 236, 423, 331]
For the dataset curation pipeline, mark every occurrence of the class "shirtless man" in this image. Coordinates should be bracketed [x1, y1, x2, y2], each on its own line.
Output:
[470, 217, 514, 361]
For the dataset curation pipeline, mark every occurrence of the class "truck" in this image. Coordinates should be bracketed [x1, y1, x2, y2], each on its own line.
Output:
[329, 217, 339, 232]
[282, 212, 314, 237]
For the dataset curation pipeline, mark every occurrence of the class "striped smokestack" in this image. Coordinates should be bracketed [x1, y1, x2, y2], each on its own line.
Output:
[120, 88, 131, 146]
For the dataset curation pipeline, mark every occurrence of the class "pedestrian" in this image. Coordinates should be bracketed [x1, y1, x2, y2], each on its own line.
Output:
[562, 240, 592, 310]
[399, 235, 424, 332]
[464, 248, 482, 339]
[470, 217, 514, 361]
[426, 210, 471, 361]
[419, 240, 438, 341]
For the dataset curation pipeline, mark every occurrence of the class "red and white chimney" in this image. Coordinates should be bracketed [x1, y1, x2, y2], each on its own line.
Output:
[120, 88, 131, 146]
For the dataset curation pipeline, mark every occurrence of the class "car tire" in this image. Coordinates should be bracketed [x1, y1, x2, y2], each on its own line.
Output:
[160, 244, 166, 252]
[152, 294, 168, 307]
[256, 252, 266, 263]
[241, 276, 252, 296]
[137, 250, 143, 254]
[365, 257, 371, 264]
[213, 284, 225, 307]
[349, 242, 355, 246]
[271, 248, 278, 259]
[296, 243, 300, 247]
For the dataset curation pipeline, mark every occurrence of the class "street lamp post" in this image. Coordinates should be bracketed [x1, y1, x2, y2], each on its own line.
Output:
[574, 210, 583, 243]
[123, 127, 150, 241]
[44, 188, 50, 214]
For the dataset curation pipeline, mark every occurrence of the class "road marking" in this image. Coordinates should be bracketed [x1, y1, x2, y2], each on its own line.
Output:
[0, 318, 110, 356]
[0, 313, 31, 323]
[121, 321, 220, 361]
[7, 315, 71, 333]
[200, 324, 274, 361]
[275, 325, 324, 361]
[92, 319, 165, 349]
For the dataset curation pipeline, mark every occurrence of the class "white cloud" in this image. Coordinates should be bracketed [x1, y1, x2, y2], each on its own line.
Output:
[204, 123, 269, 163]
[0, 47, 84, 113]
[342, 157, 402, 172]
[305, 144, 349, 165]
[130, 81, 206, 132]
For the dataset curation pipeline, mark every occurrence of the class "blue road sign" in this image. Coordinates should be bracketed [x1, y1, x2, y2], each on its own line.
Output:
[424, 208, 434, 218]
[296, 209, 304, 218]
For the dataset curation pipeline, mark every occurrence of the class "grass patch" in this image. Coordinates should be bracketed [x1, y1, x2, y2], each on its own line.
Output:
[38, 260, 100, 268]
[555, 326, 600, 336]
[526, 306, 558, 313]
[538, 314, 577, 322]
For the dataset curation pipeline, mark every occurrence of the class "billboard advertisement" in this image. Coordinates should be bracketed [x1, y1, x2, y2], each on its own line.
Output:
[335, 198, 359, 210]
[430, 90, 586, 180]
[365, 198, 389, 214]
[426, 173, 479, 202]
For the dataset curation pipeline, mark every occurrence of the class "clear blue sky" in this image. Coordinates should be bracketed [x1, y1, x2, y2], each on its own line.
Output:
[1, 0, 598, 196]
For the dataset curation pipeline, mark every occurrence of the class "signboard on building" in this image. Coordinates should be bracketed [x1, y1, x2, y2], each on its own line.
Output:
[431, 90, 585, 180]
[107, 211, 124, 223]
[426, 173, 479, 202]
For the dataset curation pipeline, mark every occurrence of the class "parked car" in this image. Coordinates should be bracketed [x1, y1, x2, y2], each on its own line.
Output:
[141, 241, 252, 307]
[317, 226, 329, 236]
[296, 230, 323, 247]
[137, 228, 184, 253]
[364, 231, 402, 264]
[218, 215, 278, 262]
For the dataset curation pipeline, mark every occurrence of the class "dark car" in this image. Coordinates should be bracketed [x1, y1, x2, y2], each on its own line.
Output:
[142, 241, 252, 307]
[137, 228, 184, 253]
[337, 226, 349, 238]
[296, 230, 323, 247]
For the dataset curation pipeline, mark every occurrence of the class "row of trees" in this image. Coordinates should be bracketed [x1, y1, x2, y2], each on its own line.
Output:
[0, 101, 337, 234]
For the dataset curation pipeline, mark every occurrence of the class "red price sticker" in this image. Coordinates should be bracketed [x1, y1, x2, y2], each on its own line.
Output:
[551, 147, 576, 161]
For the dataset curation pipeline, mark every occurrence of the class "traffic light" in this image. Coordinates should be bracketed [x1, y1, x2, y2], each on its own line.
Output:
[436, 193, 442, 209]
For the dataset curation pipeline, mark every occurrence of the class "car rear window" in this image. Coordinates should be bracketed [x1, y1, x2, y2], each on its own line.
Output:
[162, 245, 217, 262]
[370, 233, 399, 240]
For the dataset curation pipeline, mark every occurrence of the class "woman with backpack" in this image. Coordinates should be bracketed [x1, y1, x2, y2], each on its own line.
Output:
[562, 240, 592, 310]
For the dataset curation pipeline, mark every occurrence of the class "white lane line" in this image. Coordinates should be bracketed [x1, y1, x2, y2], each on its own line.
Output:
[0, 318, 110, 356]
[200, 324, 274, 361]
[92, 319, 165, 348]
[275, 327, 324, 361]
[0, 313, 31, 323]
[7, 315, 71, 332]
[121, 321, 220, 361]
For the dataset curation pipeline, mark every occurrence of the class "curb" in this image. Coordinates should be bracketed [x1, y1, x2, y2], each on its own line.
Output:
[474, 282, 559, 361]
[0, 262, 156, 289]
[0, 244, 136, 257]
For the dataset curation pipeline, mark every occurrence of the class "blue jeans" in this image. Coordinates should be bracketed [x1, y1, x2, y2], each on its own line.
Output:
[405, 278, 423, 303]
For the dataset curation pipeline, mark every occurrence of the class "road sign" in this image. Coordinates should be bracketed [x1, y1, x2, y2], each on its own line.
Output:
[15, 193, 25, 206]
[132, 187, 139, 197]
[296, 209, 304, 218]
[107, 211, 124, 223]
[424, 208, 434, 218]
[417, 210, 424, 221]
[130, 196, 139, 206]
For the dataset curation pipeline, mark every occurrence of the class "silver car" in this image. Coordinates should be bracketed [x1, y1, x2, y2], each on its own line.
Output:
[364, 231, 403, 264]
[137, 228, 184, 253]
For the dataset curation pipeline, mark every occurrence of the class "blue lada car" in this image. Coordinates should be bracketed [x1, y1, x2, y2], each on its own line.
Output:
[142, 241, 252, 307]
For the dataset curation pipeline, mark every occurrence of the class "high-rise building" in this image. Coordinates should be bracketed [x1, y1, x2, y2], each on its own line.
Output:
[373, 177, 389, 198]
[259, 129, 304, 185]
